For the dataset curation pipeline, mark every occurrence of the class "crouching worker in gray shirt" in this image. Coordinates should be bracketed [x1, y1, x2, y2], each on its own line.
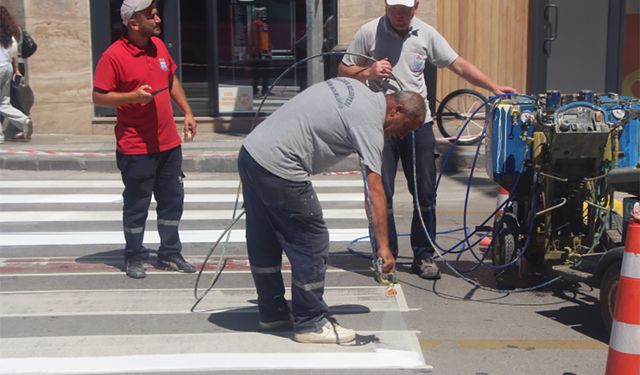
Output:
[238, 77, 425, 344]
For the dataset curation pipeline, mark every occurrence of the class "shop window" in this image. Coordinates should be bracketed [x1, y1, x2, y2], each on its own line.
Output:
[91, 0, 337, 117]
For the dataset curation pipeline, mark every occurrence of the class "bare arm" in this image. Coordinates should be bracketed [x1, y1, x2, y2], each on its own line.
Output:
[447, 57, 517, 95]
[366, 169, 395, 273]
[338, 58, 394, 83]
[169, 75, 197, 139]
[11, 57, 19, 75]
[92, 85, 153, 108]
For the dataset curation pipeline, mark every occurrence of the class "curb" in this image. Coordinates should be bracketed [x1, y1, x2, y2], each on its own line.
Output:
[0, 140, 486, 173]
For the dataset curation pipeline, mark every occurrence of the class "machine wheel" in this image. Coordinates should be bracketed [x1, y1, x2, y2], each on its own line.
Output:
[491, 213, 521, 289]
[435, 89, 487, 145]
[599, 263, 621, 333]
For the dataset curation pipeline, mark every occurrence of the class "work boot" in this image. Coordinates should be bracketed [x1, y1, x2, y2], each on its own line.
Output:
[412, 257, 441, 280]
[157, 253, 196, 273]
[259, 315, 294, 331]
[125, 259, 146, 279]
[293, 318, 356, 344]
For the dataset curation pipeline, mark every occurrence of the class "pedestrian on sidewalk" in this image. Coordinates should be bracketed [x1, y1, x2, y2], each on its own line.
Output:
[239, 77, 425, 343]
[0, 6, 32, 143]
[92, 0, 197, 279]
[339, 0, 516, 279]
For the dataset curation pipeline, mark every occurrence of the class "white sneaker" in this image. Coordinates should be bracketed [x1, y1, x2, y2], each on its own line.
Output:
[293, 319, 356, 344]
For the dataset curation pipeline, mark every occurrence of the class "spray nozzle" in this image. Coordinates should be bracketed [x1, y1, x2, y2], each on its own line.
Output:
[373, 257, 398, 286]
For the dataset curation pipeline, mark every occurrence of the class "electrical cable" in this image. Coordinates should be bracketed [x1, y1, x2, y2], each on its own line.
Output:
[193, 51, 405, 306]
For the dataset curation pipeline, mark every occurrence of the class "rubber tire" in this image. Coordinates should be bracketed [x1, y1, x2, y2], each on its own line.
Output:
[599, 263, 621, 333]
[491, 213, 521, 290]
[436, 88, 487, 145]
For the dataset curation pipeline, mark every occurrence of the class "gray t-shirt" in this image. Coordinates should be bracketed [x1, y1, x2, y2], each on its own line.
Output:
[243, 78, 387, 182]
[342, 16, 458, 122]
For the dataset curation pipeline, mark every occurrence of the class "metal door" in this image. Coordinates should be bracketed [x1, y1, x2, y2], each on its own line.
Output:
[528, 0, 625, 94]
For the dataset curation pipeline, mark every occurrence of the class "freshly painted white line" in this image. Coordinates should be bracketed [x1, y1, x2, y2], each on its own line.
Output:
[0, 180, 363, 189]
[0, 285, 410, 317]
[394, 283, 411, 312]
[0, 332, 429, 373]
[0, 228, 370, 246]
[0, 351, 427, 373]
[0, 208, 365, 222]
[0, 193, 364, 204]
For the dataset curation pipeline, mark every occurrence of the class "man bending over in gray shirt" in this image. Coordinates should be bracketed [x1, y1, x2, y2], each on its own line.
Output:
[238, 77, 425, 344]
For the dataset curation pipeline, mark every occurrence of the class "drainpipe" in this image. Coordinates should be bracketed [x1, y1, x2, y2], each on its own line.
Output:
[306, 0, 324, 85]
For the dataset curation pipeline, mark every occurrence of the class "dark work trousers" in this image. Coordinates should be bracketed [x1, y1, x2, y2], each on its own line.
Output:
[382, 122, 437, 260]
[116, 146, 185, 261]
[238, 147, 330, 333]
[251, 58, 270, 95]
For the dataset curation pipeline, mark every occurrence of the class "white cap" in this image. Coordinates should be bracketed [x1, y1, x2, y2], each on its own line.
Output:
[386, 0, 416, 6]
[121, 0, 154, 26]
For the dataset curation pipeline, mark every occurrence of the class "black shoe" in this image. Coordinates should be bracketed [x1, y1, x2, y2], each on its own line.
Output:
[125, 259, 146, 279]
[411, 257, 441, 280]
[157, 254, 196, 273]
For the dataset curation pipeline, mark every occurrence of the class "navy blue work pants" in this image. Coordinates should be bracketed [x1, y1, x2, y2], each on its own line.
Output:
[238, 147, 330, 333]
[382, 122, 437, 260]
[116, 146, 185, 261]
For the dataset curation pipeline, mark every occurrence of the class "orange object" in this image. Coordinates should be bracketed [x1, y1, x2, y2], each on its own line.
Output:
[479, 186, 510, 249]
[385, 286, 398, 297]
[495, 186, 510, 217]
[605, 206, 640, 375]
[251, 18, 271, 56]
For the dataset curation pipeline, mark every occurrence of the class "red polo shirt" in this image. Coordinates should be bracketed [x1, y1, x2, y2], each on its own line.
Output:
[94, 37, 181, 155]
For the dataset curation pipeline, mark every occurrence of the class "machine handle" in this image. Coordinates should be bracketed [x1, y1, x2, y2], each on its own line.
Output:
[543, 4, 559, 56]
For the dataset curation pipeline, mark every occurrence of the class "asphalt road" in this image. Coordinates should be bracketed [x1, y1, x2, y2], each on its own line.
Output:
[0, 170, 609, 374]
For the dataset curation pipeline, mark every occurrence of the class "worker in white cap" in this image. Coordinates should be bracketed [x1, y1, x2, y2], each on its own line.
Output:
[340, 0, 516, 280]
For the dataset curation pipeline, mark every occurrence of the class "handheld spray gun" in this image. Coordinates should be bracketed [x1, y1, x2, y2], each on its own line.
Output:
[359, 157, 399, 293]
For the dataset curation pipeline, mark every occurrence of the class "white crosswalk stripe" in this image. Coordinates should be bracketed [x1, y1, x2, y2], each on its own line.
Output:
[0, 208, 366, 222]
[0, 192, 365, 204]
[0, 176, 429, 373]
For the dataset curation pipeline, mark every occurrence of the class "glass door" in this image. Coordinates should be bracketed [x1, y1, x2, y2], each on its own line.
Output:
[92, 0, 338, 117]
[216, 0, 306, 115]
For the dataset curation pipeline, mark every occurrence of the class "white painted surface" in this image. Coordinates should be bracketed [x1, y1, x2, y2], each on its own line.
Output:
[0, 193, 364, 204]
[0, 180, 363, 189]
[0, 285, 411, 317]
[0, 208, 365, 222]
[0, 331, 428, 373]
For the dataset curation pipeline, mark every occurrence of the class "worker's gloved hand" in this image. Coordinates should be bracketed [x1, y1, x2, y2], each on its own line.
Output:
[377, 247, 396, 274]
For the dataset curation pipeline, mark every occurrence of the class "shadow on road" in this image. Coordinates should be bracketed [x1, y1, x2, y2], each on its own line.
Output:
[207, 304, 377, 346]
[537, 287, 609, 343]
[75, 248, 126, 271]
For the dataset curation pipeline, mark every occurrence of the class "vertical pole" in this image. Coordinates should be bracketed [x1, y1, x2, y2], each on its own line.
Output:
[206, 0, 219, 116]
[306, 0, 324, 85]
[162, 0, 182, 80]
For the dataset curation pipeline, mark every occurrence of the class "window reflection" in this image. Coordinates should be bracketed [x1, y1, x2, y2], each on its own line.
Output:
[98, 0, 337, 116]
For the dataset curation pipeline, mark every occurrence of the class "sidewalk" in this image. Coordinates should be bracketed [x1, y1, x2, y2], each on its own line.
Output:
[0, 132, 484, 173]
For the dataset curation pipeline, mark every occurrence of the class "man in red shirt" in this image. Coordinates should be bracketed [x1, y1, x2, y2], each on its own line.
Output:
[93, 0, 197, 279]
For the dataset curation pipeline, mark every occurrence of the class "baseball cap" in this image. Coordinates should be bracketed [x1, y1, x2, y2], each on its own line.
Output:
[386, 0, 416, 6]
[121, 0, 154, 25]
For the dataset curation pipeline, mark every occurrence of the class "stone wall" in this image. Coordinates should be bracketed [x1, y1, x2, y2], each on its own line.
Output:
[338, 0, 436, 47]
[2, 0, 437, 135]
[4, 0, 94, 135]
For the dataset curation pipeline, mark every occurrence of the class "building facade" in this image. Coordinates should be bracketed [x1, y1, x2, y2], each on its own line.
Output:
[1, 0, 435, 135]
[3, 0, 637, 135]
